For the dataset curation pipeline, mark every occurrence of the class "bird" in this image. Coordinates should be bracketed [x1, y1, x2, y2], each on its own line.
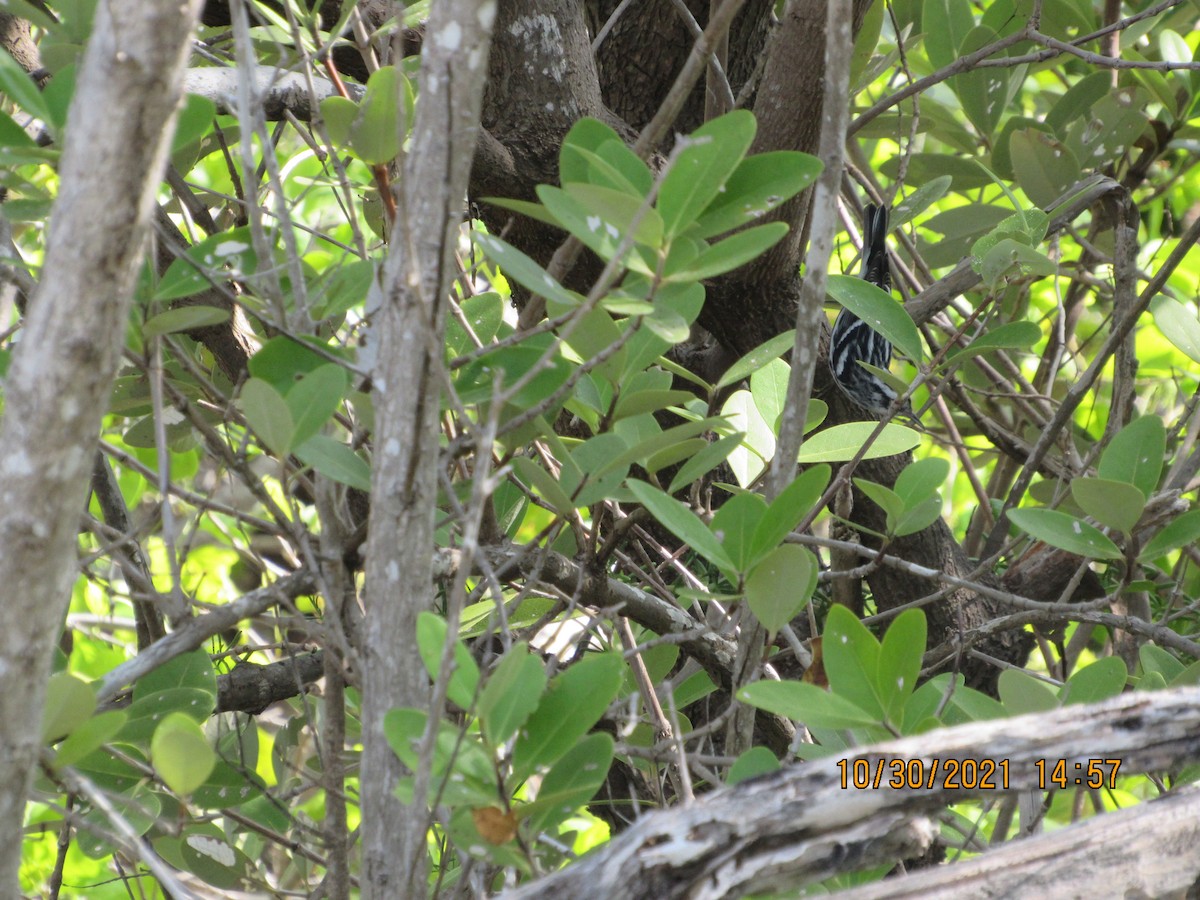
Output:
[829, 203, 914, 420]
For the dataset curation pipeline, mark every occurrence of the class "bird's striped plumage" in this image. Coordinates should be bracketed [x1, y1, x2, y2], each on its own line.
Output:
[829, 204, 909, 416]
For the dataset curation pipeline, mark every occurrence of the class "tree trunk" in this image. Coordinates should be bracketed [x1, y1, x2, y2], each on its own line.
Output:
[0, 1, 203, 891]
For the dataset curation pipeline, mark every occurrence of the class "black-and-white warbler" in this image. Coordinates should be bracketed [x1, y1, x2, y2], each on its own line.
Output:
[829, 204, 913, 418]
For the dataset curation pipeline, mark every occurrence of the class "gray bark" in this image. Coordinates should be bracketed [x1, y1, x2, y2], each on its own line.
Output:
[504, 686, 1200, 899]
[358, 3, 496, 896]
[0, 1, 203, 892]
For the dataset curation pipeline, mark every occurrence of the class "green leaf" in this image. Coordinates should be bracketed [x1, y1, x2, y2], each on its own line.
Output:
[1097, 415, 1165, 498]
[1071, 476, 1146, 534]
[478, 643, 547, 747]
[670, 222, 789, 281]
[350, 66, 402, 164]
[726, 746, 781, 785]
[997, 669, 1059, 715]
[42, 672, 96, 742]
[538, 185, 654, 274]
[560, 118, 626, 184]
[659, 109, 757, 238]
[293, 435, 372, 491]
[522, 733, 614, 835]
[823, 604, 884, 719]
[1139, 509, 1200, 562]
[173, 93, 216, 153]
[143, 305, 230, 336]
[627, 480, 735, 576]
[1151, 296, 1200, 365]
[50, 711, 128, 769]
[716, 330, 797, 389]
[889, 176, 952, 231]
[384, 709, 498, 807]
[248, 336, 331, 393]
[1139, 645, 1184, 683]
[564, 183, 663, 247]
[745, 545, 817, 637]
[240, 377, 294, 457]
[955, 26, 1008, 137]
[1045, 71, 1113, 134]
[877, 609, 927, 723]
[826, 274, 923, 363]
[738, 680, 880, 728]
[943, 320, 1042, 366]
[134, 649, 217, 700]
[893, 497, 944, 537]
[1007, 507, 1123, 560]
[473, 231, 580, 309]
[667, 432, 743, 494]
[285, 364, 349, 449]
[750, 464, 831, 563]
[513, 652, 624, 779]
[691, 151, 821, 239]
[923, 0, 976, 68]
[1061, 657, 1127, 705]
[1009, 129, 1080, 207]
[151, 712, 216, 796]
[416, 612, 481, 713]
[855, 478, 904, 522]
[797, 422, 921, 462]
[894, 457, 949, 506]
[711, 492, 768, 574]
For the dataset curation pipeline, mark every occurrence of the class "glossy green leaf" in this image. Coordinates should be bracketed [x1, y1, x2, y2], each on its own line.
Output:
[563, 182, 664, 247]
[670, 222, 789, 281]
[668, 431, 744, 494]
[797, 422, 921, 462]
[134, 649, 217, 700]
[890, 176, 952, 231]
[826, 274, 923, 363]
[659, 109, 757, 238]
[895, 457, 949, 506]
[877, 609, 927, 722]
[416, 612, 481, 713]
[955, 26, 1008, 137]
[151, 712, 216, 795]
[716, 330, 797, 389]
[1139, 644, 1184, 683]
[923, 0, 976, 68]
[711, 491, 768, 574]
[1150, 296, 1200, 365]
[240, 377, 294, 457]
[997, 669, 1059, 715]
[350, 66, 402, 164]
[1098, 415, 1165, 498]
[628, 479, 735, 574]
[1010, 129, 1080, 207]
[143, 305, 230, 336]
[1007, 507, 1123, 560]
[745, 545, 816, 636]
[294, 435, 372, 491]
[855, 478, 904, 521]
[473, 231, 580, 309]
[560, 118, 625, 184]
[823, 604, 884, 719]
[513, 652, 624, 779]
[727, 746, 781, 785]
[286, 364, 349, 450]
[478, 643, 547, 747]
[1061, 657, 1127, 705]
[943, 320, 1042, 366]
[1071, 476, 1146, 534]
[691, 151, 821, 239]
[750, 358, 789, 432]
[522, 733, 614, 835]
[511, 456, 575, 515]
[51, 710, 128, 769]
[42, 672, 96, 743]
[173, 93, 216, 153]
[1140, 509, 1200, 562]
[538, 185, 653, 274]
[750, 464, 831, 563]
[737, 679, 879, 728]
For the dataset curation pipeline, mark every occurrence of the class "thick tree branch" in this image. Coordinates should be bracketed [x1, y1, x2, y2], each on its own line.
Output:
[0, 2, 203, 891]
[504, 687, 1200, 899]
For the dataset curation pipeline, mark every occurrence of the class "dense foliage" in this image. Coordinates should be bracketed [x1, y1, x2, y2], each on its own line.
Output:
[2, 0, 1199, 895]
